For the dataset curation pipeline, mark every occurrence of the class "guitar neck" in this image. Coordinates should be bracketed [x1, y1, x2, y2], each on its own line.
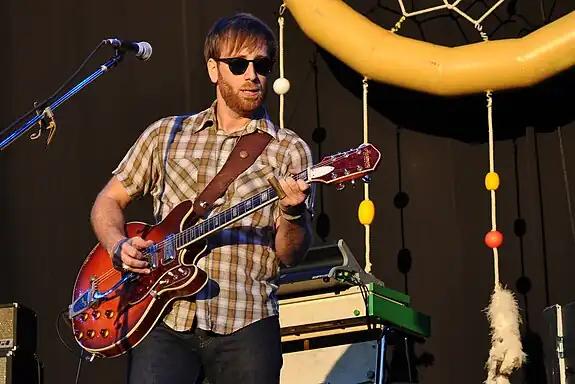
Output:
[175, 169, 309, 248]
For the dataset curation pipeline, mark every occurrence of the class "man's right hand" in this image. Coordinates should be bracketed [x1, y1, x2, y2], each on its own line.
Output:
[111, 236, 153, 274]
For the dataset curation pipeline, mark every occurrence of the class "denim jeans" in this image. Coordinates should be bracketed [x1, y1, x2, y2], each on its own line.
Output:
[127, 315, 283, 384]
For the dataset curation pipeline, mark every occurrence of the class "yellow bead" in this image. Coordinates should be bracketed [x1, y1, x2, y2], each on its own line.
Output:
[485, 172, 500, 191]
[358, 199, 375, 225]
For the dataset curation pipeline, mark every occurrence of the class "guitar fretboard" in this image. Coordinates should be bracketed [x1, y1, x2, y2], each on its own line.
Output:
[175, 168, 309, 247]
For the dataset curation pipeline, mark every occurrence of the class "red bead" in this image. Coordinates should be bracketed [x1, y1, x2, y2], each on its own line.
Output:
[485, 230, 503, 248]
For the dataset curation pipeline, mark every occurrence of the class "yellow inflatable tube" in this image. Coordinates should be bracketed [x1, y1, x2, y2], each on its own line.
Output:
[284, 0, 575, 96]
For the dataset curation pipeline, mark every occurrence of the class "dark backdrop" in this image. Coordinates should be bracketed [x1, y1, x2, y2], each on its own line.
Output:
[1, 0, 575, 383]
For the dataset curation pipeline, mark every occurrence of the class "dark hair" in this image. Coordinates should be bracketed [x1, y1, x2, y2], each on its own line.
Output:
[204, 13, 277, 62]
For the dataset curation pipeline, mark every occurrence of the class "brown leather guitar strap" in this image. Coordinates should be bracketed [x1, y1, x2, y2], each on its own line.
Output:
[191, 130, 273, 217]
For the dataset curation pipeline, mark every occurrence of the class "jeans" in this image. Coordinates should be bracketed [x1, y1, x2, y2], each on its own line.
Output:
[127, 315, 283, 384]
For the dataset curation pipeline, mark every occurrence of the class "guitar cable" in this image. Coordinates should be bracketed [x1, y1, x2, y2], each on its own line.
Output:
[353, 276, 373, 331]
[55, 308, 90, 383]
[335, 271, 372, 330]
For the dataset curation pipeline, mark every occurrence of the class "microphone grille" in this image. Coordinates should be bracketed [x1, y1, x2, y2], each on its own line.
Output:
[137, 42, 153, 61]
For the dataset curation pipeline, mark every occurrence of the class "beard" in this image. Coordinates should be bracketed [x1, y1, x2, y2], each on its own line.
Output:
[217, 72, 266, 117]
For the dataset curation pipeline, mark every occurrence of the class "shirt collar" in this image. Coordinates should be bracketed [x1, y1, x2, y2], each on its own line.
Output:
[193, 100, 279, 140]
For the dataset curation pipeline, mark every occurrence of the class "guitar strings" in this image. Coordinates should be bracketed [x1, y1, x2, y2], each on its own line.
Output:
[90, 149, 364, 286]
[92, 150, 355, 285]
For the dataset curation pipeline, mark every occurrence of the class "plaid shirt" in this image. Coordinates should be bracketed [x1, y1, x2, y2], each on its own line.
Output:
[112, 101, 313, 334]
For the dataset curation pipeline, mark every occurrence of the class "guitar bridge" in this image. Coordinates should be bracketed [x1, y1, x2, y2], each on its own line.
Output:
[68, 273, 137, 318]
[68, 289, 94, 318]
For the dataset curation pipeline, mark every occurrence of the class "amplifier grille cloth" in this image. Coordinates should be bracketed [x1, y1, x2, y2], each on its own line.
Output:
[0, 308, 15, 340]
[0, 356, 6, 384]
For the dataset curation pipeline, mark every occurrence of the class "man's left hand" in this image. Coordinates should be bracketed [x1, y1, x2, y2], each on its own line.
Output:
[278, 177, 310, 211]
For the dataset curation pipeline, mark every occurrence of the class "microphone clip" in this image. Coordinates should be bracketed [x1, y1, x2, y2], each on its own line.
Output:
[30, 101, 57, 146]
[102, 38, 152, 61]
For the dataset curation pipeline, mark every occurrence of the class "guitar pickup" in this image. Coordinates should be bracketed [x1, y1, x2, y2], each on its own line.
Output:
[146, 243, 159, 269]
[162, 234, 176, 264]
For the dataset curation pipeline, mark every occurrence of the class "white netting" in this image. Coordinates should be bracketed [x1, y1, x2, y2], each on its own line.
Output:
[395, 0, 506, 24]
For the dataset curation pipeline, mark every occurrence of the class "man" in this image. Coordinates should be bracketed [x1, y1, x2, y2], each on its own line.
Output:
[90, 12, 314, 384]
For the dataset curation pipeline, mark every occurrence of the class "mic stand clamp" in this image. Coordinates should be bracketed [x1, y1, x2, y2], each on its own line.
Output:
[30, 101, 57, 145]
[0, 52, 125, 150]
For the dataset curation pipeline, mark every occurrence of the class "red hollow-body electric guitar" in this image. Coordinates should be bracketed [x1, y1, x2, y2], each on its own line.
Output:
[69, 143, 381, 358]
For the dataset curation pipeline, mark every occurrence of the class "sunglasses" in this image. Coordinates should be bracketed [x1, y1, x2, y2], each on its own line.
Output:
[216, 57, 274, 76]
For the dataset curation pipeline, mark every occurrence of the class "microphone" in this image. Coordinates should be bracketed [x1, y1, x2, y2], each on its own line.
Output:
[103, 38, 152, 61]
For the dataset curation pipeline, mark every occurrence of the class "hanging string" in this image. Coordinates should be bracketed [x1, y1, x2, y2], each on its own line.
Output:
[486, 89, 500, 285]
[477, 22, 526, 384]
[362, 77, 372, 273]
[476, 22, 500, 285]
[274, 4, 290, 130]
[359, 15, 407, 274]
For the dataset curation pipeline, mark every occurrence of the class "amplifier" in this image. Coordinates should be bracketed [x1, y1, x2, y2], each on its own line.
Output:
[0, 303, 37, 357]
[0, 354, 40, 384]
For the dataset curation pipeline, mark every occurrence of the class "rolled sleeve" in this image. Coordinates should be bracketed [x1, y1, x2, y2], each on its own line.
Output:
[274, 136, 316, 222]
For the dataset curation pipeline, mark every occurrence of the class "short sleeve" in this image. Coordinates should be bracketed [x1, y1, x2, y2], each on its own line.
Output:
[112, 120, 162, 199]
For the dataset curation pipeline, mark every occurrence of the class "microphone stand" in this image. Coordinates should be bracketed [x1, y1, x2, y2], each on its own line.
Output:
[0, 52, 125, 150]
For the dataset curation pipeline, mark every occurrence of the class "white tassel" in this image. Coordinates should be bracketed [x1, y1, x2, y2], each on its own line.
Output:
[484, 283, 527, 384]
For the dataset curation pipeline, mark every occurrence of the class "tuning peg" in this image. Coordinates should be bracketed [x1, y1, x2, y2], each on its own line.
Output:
[351, 179, 356, 188]
[362, 176, 372, 183]
[336, 183, 345, 191]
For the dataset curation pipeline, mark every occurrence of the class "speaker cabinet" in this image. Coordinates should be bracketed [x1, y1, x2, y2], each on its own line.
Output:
[0, 303, 40, 384]
[0, 354, 40, 384]
[0, 303, 37, 357]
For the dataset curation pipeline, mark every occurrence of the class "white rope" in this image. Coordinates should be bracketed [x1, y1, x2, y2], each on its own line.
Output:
[362, 77, 372, 273]
[278, 5, 286, 130]
[477, 22, 499, 286]
[476, 22, 525, 384]
[487, 90, 499, 285]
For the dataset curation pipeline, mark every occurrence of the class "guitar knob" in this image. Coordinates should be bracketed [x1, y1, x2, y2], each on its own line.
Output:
[105, 310, 115, 319]
[336, 183, 345, 191]
[74, 331, 84, 340]
[87, 330, 96, 339]
[100, 329, 110, 338]
[79, 313, 89, 322]
[92, 310, 101, 320]
[362, 176, 372, 183]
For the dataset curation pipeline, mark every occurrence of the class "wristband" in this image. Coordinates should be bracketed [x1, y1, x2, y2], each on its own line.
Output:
[280, 202, 306, 216]
[111, 237, 130, 270]
[281, 211, 303, 221]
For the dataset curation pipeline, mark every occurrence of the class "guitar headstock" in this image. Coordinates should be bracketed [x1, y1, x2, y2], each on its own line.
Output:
[308, 143, 381, 188]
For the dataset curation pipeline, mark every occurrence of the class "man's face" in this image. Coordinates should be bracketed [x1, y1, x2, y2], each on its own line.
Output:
[209, 43, 271, 117]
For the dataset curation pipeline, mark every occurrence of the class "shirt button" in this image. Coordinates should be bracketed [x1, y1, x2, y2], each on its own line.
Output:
[240, 150, 249, 159]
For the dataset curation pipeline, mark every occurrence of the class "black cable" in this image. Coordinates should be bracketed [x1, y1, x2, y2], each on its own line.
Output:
[56, 308, 93, 384]
[0, 40, 106, 139]
[55, 308, 87, 360]
[346, 274, 372, 330]
[404, 336, 413, 384]
[75, 350, 84, 384]
[360, 282, 372, 330]
[36, 354, 42, 384]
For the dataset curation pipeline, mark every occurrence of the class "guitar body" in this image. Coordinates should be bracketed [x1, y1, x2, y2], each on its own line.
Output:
[70, 200, 208, 358]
